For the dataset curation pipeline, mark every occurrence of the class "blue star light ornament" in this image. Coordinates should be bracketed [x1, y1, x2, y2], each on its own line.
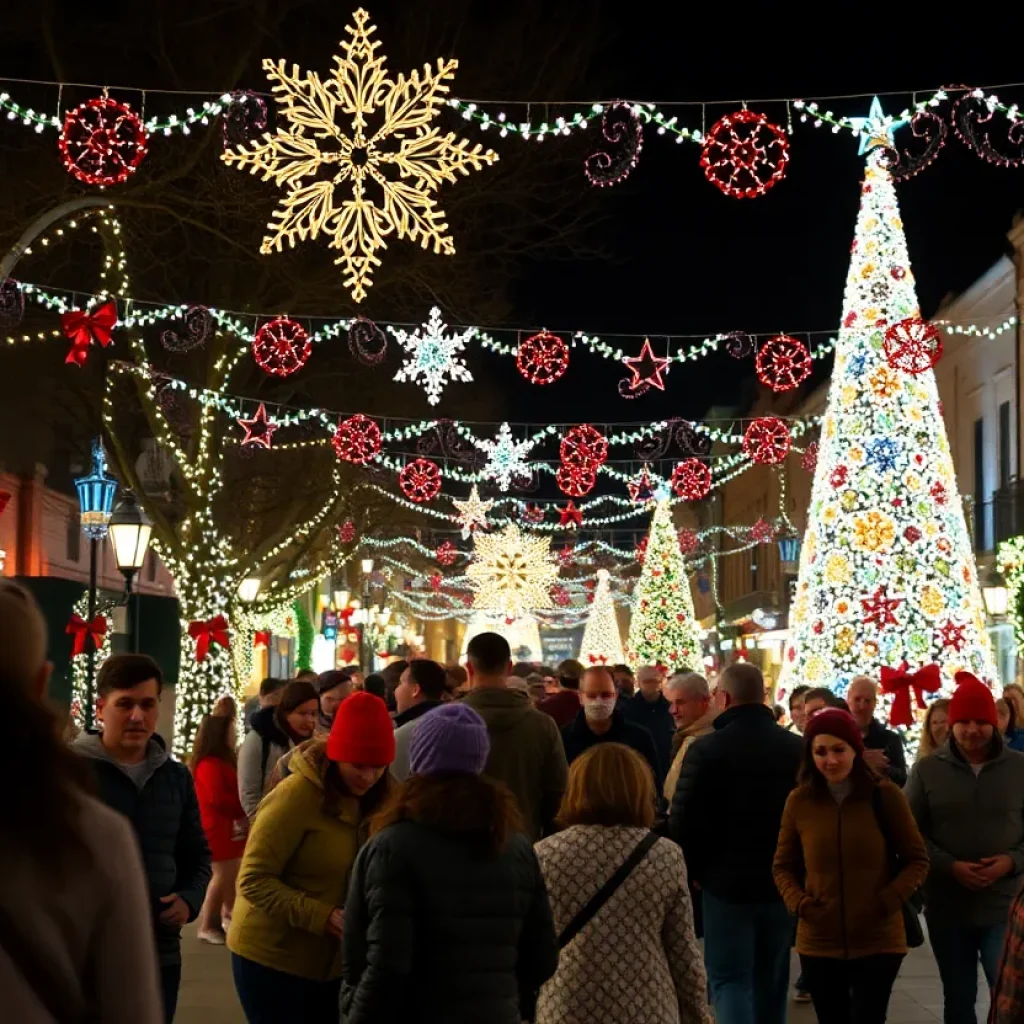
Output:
[848, 96, 908, 155]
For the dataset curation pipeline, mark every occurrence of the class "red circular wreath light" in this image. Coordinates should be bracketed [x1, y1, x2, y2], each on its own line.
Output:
[883, 317, 943, 375]
[560, 424, 608, 468]
[59, 97, 149, 187]
[331, 414, 382, 465]
[678, 528, 700, 555]
[671, 458, 712, 501]
[252, 317, 312, 377]
[436, 541, 457, 566]
[743, 417, 792, 465]
[755, 335, 812, 392]
[517, 331, 569, 385]
[700, 109, 790, 199]
[399, 459, 442, 503]
[556, 463, 597, 497]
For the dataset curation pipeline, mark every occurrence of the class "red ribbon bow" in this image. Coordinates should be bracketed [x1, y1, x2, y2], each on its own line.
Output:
[338, 606, 355, 627]
[880, 661, 942, 728]
[253, 630, 271, 649]
[188, 615, 230, 662]
[66, 613, 107, 657]
[588, 654, 608, 664]
[61, 300, 118, 366]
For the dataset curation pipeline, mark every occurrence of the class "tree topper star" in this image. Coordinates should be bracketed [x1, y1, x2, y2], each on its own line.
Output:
[623, 338, 670, 392]
[474, 422, 534, 491]
[390, 306, 474, 405]
[452, 485, 494, 540]
[238, 403, 278, 449]
[848, 96, 908, 155]
[221, 9, 498, 303]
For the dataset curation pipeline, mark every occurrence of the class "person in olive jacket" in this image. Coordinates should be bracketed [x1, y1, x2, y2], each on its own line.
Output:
[774, 709, 929, 1023]
[340, 703, 559, 1024]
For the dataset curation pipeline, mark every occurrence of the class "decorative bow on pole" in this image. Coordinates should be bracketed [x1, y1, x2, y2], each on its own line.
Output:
[880, 661, 942, 728]
[253, 630, 271, 649]
[338, 606, 355, 628]
[188, 615, 230, 662]
[61, 299, 117, 366]
[66, 613, 107, 657]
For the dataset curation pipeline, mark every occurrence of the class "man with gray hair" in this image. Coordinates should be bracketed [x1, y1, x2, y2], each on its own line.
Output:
[847, 674, 907, 786]
[671, 662, 802, 1024]
[621, 663, 676, 780]
[663, 671, 717, 803]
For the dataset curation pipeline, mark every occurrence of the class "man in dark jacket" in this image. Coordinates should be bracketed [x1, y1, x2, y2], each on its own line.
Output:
[391, 658, 448, 781]
[671, 662, 801, 1024]
[75, 654, 211, 1023]
[620, 663, 676, 778]
[847, 675, 908, 786]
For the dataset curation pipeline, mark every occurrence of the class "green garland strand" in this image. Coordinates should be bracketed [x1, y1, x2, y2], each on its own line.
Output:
[294, 600, 314, 673]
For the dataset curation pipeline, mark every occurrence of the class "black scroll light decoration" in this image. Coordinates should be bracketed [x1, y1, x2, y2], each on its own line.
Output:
[161, 305, 213, 353]
[584, 101, 644, 187]
[881, 106, 948, 182]
[952, 88, 1024, 167]
[348, 317, 388, 367]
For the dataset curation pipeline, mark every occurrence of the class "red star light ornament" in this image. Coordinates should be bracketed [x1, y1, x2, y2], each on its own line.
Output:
[622, 338, 670, 393]
[559, 502, 584, 528]
[237, 403, 278, 449]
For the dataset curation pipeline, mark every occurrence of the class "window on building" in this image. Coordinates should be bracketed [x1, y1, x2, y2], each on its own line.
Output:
[1000, 401, 1012, 487]
[974, 418, 986, 550]
[66, 512, 81, 562]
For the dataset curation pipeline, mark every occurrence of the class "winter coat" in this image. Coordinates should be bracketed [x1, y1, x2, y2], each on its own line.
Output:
[461, 686, 568, 841]
[670, 703, 802, 903]
[905, 734, 1024, 926]
[534, 825, 707, 1024]
[74, 732, 212, 966]
[227, 742, 364, 981]
[0, 792, 163, 1024]
[990, 879, 1024, 1023]
[390, 699, 446, 782]
[863, 719, 909, 787]
[1005, 728, 1024, 753]
[663, 708, 718, 803]
[620, 692, 676, 780]
[773, 778, 929, 959]
[340, 819, 558, 1024]
[537, 689, 581, 729]
[193, 755, 248, 861]
[561, 709, 664, 795]
[237, 706, 292, 819]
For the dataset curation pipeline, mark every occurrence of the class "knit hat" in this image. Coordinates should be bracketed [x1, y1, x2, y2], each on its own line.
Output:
[803, 708, 865, 755]
[949, 672, 998, 727]
[326, 691, 395, 765]
[409, 703, 490, 777]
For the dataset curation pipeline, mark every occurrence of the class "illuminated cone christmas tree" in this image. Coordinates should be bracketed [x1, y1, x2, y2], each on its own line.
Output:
[580, 568, 625, 666]
[782, 145, 996, 695]
[626, 498, 701, 671]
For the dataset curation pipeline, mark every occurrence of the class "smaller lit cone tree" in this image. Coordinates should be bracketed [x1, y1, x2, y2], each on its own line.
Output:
[580, 568, 624, 667]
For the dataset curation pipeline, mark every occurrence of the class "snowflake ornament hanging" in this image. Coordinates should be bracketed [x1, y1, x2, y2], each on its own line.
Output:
[452, 485, 494, 540]
[221, 9, 499, 303]
[474, 422, 534, 491]
[466, 523, 558, 619]
[390, 306, 474, 405]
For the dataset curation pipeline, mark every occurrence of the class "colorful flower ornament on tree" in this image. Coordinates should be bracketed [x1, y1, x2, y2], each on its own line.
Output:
[671, 458, 712, 501]
[755, 335, 812, 392]
[237, 402, 278, 449]
[584, 101, 643, 187]
[252, 317, 311, 377]
[556, 463, 596, 497]
[399, 458, 442, 503]
[436, 540, 457, 566]
[61, 300, 117, 366]
[59, 97, 149, 187]
[331, 414, 382, 464]
[883, 317, 943, 374]
[560, 424, 608, 469]
[743, 417, 792, 465]
[700, 109, 789, 199]
[516, 331, 569, 385]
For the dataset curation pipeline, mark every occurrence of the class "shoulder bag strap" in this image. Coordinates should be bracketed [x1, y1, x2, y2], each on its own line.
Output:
[557, 831, 660, 949]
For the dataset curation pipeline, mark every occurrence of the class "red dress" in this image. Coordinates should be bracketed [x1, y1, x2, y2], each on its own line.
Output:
[193, 756, 248, 861]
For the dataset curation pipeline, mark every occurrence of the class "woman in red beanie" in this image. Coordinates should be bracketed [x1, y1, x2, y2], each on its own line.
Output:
[774, 708, 928, 1024]
[229, 692, 395, 1023]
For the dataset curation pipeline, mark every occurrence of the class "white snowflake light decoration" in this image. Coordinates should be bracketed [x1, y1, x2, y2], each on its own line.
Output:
[452, 484, 494, 540]
[467, 524, 558, 619]
[221, 9, 498, 303]
[391, 306, 474, 405]
[474, 422, 534, 491]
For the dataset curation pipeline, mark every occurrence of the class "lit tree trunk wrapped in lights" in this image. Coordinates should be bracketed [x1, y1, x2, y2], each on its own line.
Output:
[580, 568, 625, 666]
[781, 145, 996, 696]
[625, 499, 701, 672]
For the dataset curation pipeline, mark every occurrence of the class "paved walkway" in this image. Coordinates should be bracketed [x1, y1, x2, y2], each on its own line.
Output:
[178, 925, 988, 1023]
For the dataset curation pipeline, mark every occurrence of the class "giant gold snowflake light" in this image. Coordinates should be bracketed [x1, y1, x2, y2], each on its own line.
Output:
[467, 524, 558, 619]
[221, 8, 498, 303]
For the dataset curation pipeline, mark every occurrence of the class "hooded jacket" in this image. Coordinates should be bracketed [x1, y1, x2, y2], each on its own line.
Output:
[74, 732, 211, 966]
[237, 705, 293, 819]
[461, 686, 568, 842]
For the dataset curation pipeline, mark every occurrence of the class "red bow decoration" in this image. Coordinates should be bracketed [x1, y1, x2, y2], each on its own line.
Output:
[253, 630, 271, 649]
[188, 615, 230, 662]
[880, 661, 942, 728]
[338, 606, 355, 627]
[66, 613, 107, 657]
[588, 654, 608, 664]
[61, 300, 118, 366]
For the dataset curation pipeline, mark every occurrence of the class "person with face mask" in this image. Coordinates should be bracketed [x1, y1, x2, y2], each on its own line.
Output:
[561, 667, 664, 794]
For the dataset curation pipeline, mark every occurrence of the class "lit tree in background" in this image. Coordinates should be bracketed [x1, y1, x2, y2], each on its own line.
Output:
[782, 143, 996, 695]
[626, 499, 701, 671]
[580, 568, 625, 666]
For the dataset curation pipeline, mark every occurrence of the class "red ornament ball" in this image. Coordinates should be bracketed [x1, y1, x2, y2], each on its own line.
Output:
[556, 463, 597, 497]
[678, 528, 699, 555]
[523, 504, 545, 524]
[743, 417, 791, 465]
[801, 441, 819, 473]
[904, 525, 922, 543]
[700, 109, 790, 199]
[516, 331, 569, 385]
[399, 459, 442, 503]
[428, 573, 443, 592]
[338, 519, 357, 543]
[755, 335, 812, 392]
[253, 317, 312, 377]
[59, 98, 148, 187]
[883, 317, 943, 375]
[671, 458, 712, 501]
[436, 541, 457, 566]
[331, 414, 382, 465]
[750, 517, 775, 544]
[560, 424, 608, 468]
[891, 266, 907, 280]
[551, 585, 572, 607]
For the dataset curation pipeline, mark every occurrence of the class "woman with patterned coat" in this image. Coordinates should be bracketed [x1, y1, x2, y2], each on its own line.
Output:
[534, 742, 708, 1024]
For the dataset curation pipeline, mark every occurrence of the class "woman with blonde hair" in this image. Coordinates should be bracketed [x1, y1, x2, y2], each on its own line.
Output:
[915, 698, 950, 761]
[533, 742, 707, 1024]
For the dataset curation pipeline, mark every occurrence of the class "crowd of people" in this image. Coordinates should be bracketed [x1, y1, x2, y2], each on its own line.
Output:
[5, 574, 1024, 1022]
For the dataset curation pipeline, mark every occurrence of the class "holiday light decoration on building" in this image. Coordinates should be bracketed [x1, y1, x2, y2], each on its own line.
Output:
[390, 306, 474, 405]
[466, 523, 558, 619]
[452, 485, 494, 539]
[579, 568, 625, 665]
[221, 8, 498, 302]
[781, 142, 996, 695]
[625, 498, 701, 671]
[474, 422, 534, 491]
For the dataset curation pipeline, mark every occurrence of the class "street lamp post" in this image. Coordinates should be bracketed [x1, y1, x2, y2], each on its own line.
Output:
[108, 491, 153, 653]
[360, 557, 374, 672]
[74, 439, 118, 729]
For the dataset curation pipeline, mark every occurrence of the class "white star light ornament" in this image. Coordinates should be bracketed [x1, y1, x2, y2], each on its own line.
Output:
[848, 96, 908, 155]
[466, 523, 559, 619]
[452, 485, 495, 540]
[391, 307, 474, 405]
[475, 422, 534, 491]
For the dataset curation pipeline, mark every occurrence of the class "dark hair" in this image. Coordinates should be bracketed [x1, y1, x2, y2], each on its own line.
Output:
[408, 659, 447, 701]
[789, 684, 810, 709]
[363, 673, 387, 700]
[259, 677, 285, 699]
[380, 661, 408, 687]
[798, 734, 878, 796]
[611, 664, 634, 678]
[96, 654, 164, 698]
[510, 661, 535, 679]
[557, 658, 584, 691]
[445, 664, 468, 692]
[773, 704, 786, 722]
[274, 680, 319, 739]
[998, 696, 1017, 736]
[803, 686, 850, 714]
[467, 632, 511, 674]
[317, 669, 352, 695]
[190, 714, 236, 771]
[371, 773, 523, 855]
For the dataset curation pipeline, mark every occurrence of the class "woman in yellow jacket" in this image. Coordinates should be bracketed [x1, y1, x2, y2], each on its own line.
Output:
[228, 692, 395, 1022]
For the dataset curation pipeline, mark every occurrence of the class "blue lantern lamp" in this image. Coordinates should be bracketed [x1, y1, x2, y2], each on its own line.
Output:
[777, 528, 801, 576]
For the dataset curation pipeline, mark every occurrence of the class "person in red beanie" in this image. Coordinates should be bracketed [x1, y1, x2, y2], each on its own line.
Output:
[906, 673, 1024, 1023]
[774, 708, 928, 1024]
[228, 692, 395, 1023]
